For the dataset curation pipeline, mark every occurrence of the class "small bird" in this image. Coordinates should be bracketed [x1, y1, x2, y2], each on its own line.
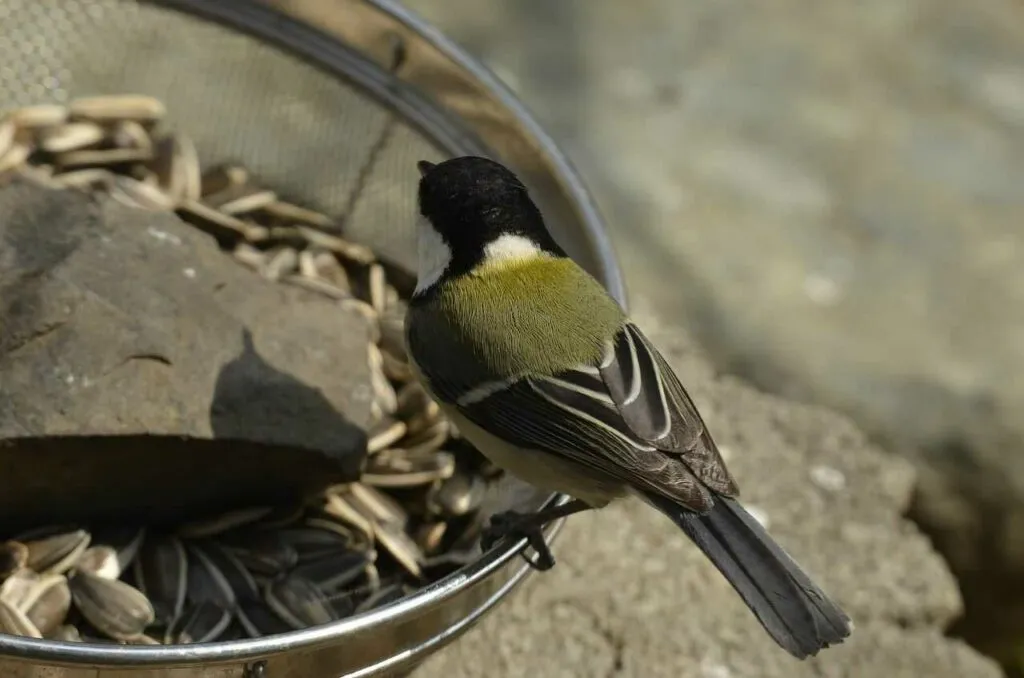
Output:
[404, 155, 852, 659]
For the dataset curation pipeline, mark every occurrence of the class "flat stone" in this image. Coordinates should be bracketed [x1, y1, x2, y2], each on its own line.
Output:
[0, 178, 372, 532]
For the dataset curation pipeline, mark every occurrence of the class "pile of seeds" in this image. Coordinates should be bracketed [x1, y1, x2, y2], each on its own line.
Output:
[0, 95, 500, 645]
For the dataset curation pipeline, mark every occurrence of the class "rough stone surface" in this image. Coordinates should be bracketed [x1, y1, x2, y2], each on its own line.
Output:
[417, 302, 1001, 677]
[400, 0, 1024, 668]
[0, 179, 370, 530]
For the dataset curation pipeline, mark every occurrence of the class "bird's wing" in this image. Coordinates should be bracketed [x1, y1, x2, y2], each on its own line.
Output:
[448, 322, 738, 512]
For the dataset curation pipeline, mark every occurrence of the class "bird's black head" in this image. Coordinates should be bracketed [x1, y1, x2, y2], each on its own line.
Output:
[415, 156, 566, 269]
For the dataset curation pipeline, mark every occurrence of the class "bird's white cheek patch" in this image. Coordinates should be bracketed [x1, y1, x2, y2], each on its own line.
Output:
[415, 214, 452, 294]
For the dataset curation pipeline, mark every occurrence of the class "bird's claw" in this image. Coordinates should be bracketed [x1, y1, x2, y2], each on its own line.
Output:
[480, 510, 557, 571]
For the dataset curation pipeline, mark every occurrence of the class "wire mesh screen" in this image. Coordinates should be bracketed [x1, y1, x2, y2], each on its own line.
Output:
[0, 0, 450, 270]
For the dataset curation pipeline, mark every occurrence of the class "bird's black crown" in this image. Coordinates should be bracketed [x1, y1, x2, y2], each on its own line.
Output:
[416, 156, 566, 261]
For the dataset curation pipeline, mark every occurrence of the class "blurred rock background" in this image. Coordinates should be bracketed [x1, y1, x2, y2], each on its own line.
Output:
[400, 0, 1024, 673]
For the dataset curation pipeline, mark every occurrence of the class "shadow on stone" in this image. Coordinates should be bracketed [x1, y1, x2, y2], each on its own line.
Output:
[210, 328, 367, 461]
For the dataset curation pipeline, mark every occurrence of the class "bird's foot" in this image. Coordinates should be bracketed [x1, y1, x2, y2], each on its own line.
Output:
[481, 510, 557, 571]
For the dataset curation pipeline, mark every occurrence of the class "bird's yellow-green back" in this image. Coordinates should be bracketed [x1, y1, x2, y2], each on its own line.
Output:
[415, 256, 625, 381]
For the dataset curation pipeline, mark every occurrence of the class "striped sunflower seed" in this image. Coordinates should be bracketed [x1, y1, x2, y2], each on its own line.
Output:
[0, 598, 42, 638]
[24, 530, 90, 575]
[69, 571, 155, 641]
[133, 535, 188, 627]
[23, 575, 71, 637]
[0, 542, 28, 578]
[69, 95, 166, 123]
[38, 122, 105, 153]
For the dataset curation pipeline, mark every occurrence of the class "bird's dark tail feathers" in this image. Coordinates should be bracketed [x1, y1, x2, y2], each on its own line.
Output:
[645, 492, 852, 659]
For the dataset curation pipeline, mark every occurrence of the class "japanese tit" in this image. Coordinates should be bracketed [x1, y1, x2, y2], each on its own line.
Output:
[404, 155, 851, 659]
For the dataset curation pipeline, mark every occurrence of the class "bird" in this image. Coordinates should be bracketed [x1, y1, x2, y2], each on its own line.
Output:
[403, 155, 852, 659]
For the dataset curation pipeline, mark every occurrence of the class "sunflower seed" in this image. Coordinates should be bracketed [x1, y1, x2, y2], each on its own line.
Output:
[0, 569, 41, 609]
[322, 492, 376, 541]
[254, 502, 307, 530]
[89, 527, 145, 574]
[380, 349, 413, 383]
[367, 417, 408, 454]
[261, 246, 299, 281]
[52, 624, 82, 642]
[429, 472, 488, 517]
[363, 561, 381, 592]
[171, 601, 233, 645]
[368, 264, 387, 313]
[176, 198, 251, 241]
[368, 344, 398, 414]
[133, 536, 187, 627]
[296, 227, 375, 265]
[372, 523, 422, 578]
[265, 575, 336, 630]
[291, 549, 372, 594]
[0, 598, 42, 638]
[6, 104, 68, 128]
[281, 274, 351, 299]
[298, 249, 318, 278]
[24, 575, 71, 637]
[396, 382, 439, 423]
[69, 95, 166, 123]
[109, 175, 176, 211]
[414, 522, 448, 555]
[345, 486, 421, 576]
[301, 517, 370, 550]
[168, 133, 201, 200]
[0, 119, 16, 159]
[200, 164, 249, 197]
[196, 543, 260, 603]
[109, 120, 153, 154]
[233, 242, 266, 270]
[312, 251, 351, 290]
[363, 450, 456, 488]
[354, 582, 408, 614]
[184, 544, 235, 608]
[236, 599, 291, 638]
[13, 163, 58, 187]
[219, 532, 298, 577]
[0, 541, 28, 578]
[218, 622, 247, 641]
[260, 200, 334, 228]
[400, 420, 451, 457]
[324, 589, 359, 619]
[51, 168, 115, 189]
[0, 143, 31, 173]
[75, 546, 121, 580]
[55, 147, 152, 170]
[38, 122, 105, 153]
[346, 484, 408, 528]
[69, 571, 154, 641]
[212, 188, 278, 216]
[24, 530, 90, 575]
[177, 507, 273, 539]
[126, 633, 163, 645]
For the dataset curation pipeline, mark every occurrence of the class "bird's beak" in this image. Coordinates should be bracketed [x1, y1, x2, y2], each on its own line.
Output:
[417, 160, 436, 177]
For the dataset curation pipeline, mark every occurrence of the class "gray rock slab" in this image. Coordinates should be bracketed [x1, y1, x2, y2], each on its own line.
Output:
[0, 179, 372, 531]
[416, 303, 1001, 678]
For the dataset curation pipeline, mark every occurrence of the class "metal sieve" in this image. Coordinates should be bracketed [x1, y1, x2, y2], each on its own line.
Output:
[0, 0, 626, 676]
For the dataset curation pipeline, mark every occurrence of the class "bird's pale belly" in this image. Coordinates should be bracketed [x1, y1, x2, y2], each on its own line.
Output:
[438, 403, 627, 508]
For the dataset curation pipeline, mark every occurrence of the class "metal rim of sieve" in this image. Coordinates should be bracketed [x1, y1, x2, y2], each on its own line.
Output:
[0, 0, 626, 672]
